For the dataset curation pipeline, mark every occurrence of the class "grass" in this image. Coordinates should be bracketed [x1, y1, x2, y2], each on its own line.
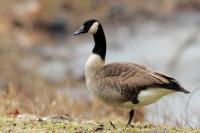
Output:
[0, 116, 199, 133]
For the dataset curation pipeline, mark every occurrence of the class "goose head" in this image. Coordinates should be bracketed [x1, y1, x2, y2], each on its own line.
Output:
[74, 19, 106, 60]
[74, 19, 100, 35]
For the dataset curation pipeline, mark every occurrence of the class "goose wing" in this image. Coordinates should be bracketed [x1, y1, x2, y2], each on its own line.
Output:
[96, 63, 189, 103]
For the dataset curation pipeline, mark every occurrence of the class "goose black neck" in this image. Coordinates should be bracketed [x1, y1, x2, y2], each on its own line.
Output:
[92, 25, 106, 60]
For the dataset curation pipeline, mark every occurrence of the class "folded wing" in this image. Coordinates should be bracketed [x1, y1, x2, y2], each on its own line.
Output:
[96, 63, 190, 100]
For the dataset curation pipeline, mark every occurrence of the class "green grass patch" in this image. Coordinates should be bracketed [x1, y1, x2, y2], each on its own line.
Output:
[0, 117, 199, 132]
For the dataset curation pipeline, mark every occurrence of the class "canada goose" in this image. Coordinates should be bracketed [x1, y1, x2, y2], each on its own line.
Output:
[73, 19, 190, 125]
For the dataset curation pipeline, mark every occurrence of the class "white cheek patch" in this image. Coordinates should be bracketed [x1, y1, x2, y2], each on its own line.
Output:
[88, 22, 99, 34]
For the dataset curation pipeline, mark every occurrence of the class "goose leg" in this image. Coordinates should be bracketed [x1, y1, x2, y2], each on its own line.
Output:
[127, 109, 134, 125]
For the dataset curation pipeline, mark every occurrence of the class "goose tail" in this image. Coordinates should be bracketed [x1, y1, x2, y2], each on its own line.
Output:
[180, 87, 190, 94]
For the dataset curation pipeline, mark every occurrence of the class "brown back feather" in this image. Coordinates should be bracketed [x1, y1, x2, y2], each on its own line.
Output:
[96, 62, 189, 93]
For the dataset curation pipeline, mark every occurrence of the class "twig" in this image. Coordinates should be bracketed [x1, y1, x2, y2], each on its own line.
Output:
[185, 86, 200, 126]
[109, 120, 116, 129]
[167, 29, 199, 72]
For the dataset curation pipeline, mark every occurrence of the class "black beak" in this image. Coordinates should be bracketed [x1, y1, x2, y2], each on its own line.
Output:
[73, 26, 85, 35]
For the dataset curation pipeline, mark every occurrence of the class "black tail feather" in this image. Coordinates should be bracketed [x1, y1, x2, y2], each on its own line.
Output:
[156, 78, 190, 94]
[180, 87, 190, 94]
[147, 72, 190, 94]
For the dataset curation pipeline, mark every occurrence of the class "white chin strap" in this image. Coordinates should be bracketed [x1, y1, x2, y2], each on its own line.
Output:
[88, 22, 99, 34]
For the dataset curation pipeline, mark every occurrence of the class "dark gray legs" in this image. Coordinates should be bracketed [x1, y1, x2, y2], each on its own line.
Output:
[127, 110, 134, 125]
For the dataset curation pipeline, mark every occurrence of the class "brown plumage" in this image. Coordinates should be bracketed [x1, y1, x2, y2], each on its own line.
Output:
[97, 62, 189, 93]
[95, 62, 189, 104]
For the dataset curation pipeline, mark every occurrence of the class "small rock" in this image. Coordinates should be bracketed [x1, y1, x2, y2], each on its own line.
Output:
[17, 114, 39, 121]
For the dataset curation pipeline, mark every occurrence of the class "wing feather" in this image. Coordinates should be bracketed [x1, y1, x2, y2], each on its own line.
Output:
[96, 62, 189, 93]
